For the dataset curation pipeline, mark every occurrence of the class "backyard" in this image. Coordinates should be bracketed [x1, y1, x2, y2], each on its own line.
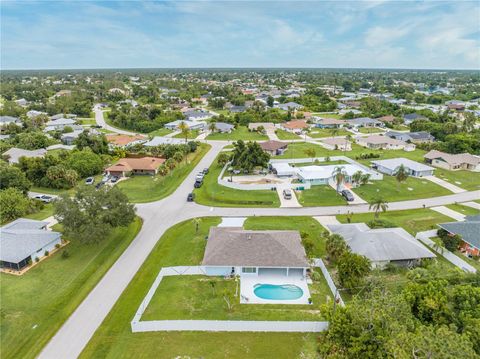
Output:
[337, 208, 453, 235]
[79, 217, 319, 359]
[206, 126, 269, 141]
[117, 143, 210, 202]
[0, 217, 142, 359]
[193, 156, 280, 207]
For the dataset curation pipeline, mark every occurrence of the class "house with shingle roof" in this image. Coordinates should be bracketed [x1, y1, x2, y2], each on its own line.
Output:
[371, 158, 435, 177]
[2, 147, 47, 164]
[356, 135, 416, 151]
[281, 120, 308, 134]
[386, 131, 435, 143]
[260, 140, 288, 155]
[105, 157, 165, 177]
[106, 134, 147, 148]
[1, 219, 62, 271]
[202, 227, 308, 277]
[320, 137, 352, 151]
[424, 150, 480, 172]
[438, 215, 480, 257]
[327, 223, 435, 269]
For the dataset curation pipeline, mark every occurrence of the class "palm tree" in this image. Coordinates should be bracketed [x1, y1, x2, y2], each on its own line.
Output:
[369, 197, 389, 219]
[394, 164, 409, 190]
[352, 170, 363, 187]
[208, 121, 217, 134]
[332, 166, 347, 193]
[330, 127, 339, 137]
[178, 121, 190, 144]
[304, 148, 316, 162]
[360, 173, 371, 186]
[165, 158, 176, 171]
[325, 233, 349, 261]
[344, 134, 352, 153]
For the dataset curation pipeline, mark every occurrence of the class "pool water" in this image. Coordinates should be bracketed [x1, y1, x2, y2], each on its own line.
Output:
[253, 284, 303, 300]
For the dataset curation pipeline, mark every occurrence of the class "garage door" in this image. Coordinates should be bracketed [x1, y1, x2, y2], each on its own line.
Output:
[258, 268, 287, 276]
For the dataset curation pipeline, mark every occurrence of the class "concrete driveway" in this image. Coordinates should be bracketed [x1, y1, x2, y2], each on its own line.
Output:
[424, 175, 466, 194]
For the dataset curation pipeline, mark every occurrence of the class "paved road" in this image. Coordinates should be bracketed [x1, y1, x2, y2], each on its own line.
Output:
[93, 105, 137, 135]
[39, 109, 480, 358]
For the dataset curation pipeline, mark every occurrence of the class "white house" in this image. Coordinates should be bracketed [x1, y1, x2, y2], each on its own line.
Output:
[356, 135, 416, 151]
[327, 223, 435, 269]
[44, 118, 77, 132]
[371, 158, 435, 177]
[2, 147, 47, 164]
[164, 120, 206, 131]
[296, 164, 381, 185]
[0, 219, 62, 271]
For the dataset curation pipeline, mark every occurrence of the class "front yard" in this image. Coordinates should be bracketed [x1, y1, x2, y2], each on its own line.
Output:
[296, 186, 347, 207]
[445, 203, 480, 216]
[173, 129, 200, 140]
[434, 168, 480, 191]
[193, 156, 280, 207]
[117, 143, 210, 203]
[275, 128, 301, 140]
[1, 217, 142, 359]
[337, 208, 453, 235]
[206, 126, 269, 141]
[308, 128, 351, 138]
[80, 217, 318, 359]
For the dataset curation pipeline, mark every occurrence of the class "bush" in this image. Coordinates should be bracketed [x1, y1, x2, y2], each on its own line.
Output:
[35, 257, 40, 263]
[367, 219, 396, 229]
[61, 250, 70, 259]
[55, 243, 61, 249]
[44, 250, 49, 256]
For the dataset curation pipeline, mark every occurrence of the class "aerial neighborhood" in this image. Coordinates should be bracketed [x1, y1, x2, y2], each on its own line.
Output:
[1, 69, 479, 358]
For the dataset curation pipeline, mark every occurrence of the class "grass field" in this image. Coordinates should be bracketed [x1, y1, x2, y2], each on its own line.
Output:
[173, 129, 200, 140]
[117, 143, 210, 203]
[80, 217, 319, 359]
[353, 175, 452, 202]
[445, 203, 480, 216]
[275, 128, 300, 140]
[357, 127, 385, 134]
[308, 128, 351, 138]
[24, 203, 55, 221]
[1, 217, 142, 359]
[148, 128, 173, 137]
[434, 168, 480, 191]
[77, 118, 96, 126]
[194, 156, 280, 207]
[337, 208, 452, 235]
[206, 126, 269, 141]
[142, 274, 330, 321]
[296, 186, 347, 207]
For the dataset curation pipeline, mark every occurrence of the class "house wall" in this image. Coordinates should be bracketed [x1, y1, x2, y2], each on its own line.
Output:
[31, 237, 62, 261]
[205, 266, 232, 276]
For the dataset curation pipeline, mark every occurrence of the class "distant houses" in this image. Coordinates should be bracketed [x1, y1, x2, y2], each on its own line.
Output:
[356, 135, 416, 151]
[2, 147, 47, 164]
[164, 120, 206, 131]
[327, 223, 435, 269]
[385, 131, 435, 143]
[424, 150, 480, 172]
[403, 113, 427, 125]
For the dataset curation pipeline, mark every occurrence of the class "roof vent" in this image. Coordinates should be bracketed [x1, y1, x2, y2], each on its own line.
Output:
[247, 234, 252, 240]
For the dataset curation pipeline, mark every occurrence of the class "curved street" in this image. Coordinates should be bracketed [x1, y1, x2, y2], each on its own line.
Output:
[38, 110, 480, 359]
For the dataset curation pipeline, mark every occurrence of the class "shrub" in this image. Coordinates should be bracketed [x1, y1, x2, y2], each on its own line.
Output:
[61, 250, 70, 259]
[35, 257, 40, 263]
[44, 250, 49, 256]
[55, 243, 61, 249]
[367, 219, 396, 229]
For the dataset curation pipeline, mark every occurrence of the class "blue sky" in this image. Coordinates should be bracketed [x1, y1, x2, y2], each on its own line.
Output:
[1, 1, 479, 69]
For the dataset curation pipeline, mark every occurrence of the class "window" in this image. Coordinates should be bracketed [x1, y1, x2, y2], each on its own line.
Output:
[242, 267, 256, 273]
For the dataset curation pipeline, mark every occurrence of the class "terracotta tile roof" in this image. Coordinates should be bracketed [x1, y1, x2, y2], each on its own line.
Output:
[106, 134, 146, 146]
[283, 120, 308, 129]
[106, 157, 165, 172]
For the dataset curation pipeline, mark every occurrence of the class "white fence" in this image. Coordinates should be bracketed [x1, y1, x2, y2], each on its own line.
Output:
[313, 258, 345, 307]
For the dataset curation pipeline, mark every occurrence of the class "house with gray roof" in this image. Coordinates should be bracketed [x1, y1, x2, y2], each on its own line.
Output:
[346, 117, 383, 128]
[213, 122, 235, 133]
[438, 215, 480, 257]
[202, 227, 308, 277]
[143, 136, 185, 147]
[1, 219, 62, 271]
[276, 102, 304, 111]
[371, 158, 435, 177]
[327, 223, 435, 269]
[2, 147, 47, 164]
[44, 118, 77, 132]
[403, 113, 427, 125]
[386, 131, 435, 143]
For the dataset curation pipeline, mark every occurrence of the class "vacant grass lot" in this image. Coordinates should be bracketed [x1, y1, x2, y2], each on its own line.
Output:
[357, 127, 385, 134]
[148, 128, 173, 137]
[117, 143, 210, 203]
[1, 217, 142, 359]
[434, 168, 480, 191]
[206, 126, 269, 141]
[275, 128, 300, 140]
[446, 203, 480, 216]
[337, 208, 452, 235]
[142, 274, 330, 321]
[296, 186, 347, 207]
[308, 128, 351, 138]
[194, 157, 280, 207]
[354, 175, 452, 202]
[80, 218, 318, 359]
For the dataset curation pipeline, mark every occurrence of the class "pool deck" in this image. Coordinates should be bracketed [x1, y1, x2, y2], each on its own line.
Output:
[240, 274, 311, 304]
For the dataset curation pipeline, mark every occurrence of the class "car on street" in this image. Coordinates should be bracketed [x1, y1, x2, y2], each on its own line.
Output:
[202, 168, 209, 174]
[195, 173, 204, 182]
[341, 189, 355, 202]
[283, 189, 292, 200]
[85, 177, 95, 185]
[194, 180, 203, 188]
[187, 193, 195, 202]
[34, 195, 54, 203]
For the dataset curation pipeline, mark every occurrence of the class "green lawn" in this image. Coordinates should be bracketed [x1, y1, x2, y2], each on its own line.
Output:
[312, 113, 342, 119]
[117, 143, 210, 203]
[24, 203, 55, 220]
[308, 128, 351, 138]
[296, 186, 347, 207]
[434, 168, 480, 191]
[275, 128, 300, 140]
[357, 127, 385, 134]
[148, 128, 173, 137]
[244, 216, 327, 257]
[337, 208, 453, 235]
[77, 118, 96, 126]
[1, 217, 142, 359]
[353, 175, 452, 202]
[445, 203, 480, 216]
[80, 217, 319, 358]
[206, 126, 269, 141]
[194, 156, 280, 207]
[142, 274, 330, 321]
[173, 129, 200, 140]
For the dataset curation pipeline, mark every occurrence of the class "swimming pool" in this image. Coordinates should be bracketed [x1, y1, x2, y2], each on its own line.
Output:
[253, 284, 303, 300]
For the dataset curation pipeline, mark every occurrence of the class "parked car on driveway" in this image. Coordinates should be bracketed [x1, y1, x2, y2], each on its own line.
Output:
[34, 195, 54, 203]
[187, 193, 195, 202]
[85, 177, 95, 185]
[110, 176, 119, 183]
[283, 189, 292, 200]
[102, 174, 110, 183]
[341, 189, 354, 202]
